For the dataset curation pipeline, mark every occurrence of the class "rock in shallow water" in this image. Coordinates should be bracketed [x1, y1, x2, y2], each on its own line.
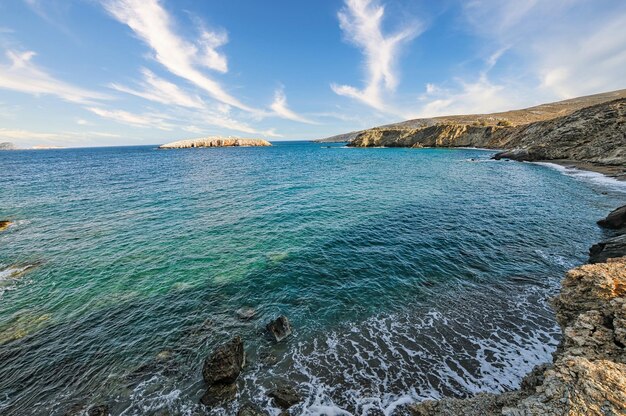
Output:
[589, 234, 626, 264]
[0, 220, 12, 232]
[200, 383, 238, 406]
[268, 385, 301, 409]
[202, 336, 245, 385]
[237, 403, 269, 416]
[597, 204, 626, 230]
[266, 315, 292, 342]
[236, 307, 257, 321]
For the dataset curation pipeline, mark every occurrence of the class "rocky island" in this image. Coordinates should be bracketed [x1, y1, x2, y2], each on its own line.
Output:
[0, 142, 16, 151]
[159, 136, 272, 149]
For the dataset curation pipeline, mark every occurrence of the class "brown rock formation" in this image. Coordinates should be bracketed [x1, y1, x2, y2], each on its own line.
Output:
[409, 257, 626, 416]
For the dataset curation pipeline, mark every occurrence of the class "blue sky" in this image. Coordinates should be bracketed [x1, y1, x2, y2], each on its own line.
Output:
[0, 0, 625, 147]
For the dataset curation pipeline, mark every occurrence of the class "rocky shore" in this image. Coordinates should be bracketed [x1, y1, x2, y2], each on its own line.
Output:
[158, 136, 272, 149]
[318, 89, 626, 179]
[409, 205, 626, 416]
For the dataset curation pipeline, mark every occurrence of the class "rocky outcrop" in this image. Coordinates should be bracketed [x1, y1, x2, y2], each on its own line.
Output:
[266, 315, 292, 342]
[267, 385, 302, 409]
[340, 90, 626, 172]
[200, 336, 245, 406]
[350, 98, 626, 169]
[410, 256, 626, 416]
[0, 221, 12, 232]
[492, 99, 626, 166]
[589, 234, 626, 264]
[598, 205, 626, 230]
[159, 136, 271, 149]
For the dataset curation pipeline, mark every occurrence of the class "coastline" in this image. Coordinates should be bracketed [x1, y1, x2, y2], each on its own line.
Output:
[540, 160, 626, 181]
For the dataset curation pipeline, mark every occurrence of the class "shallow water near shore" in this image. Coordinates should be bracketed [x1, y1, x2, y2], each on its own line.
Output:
[0, 142, 624, 415]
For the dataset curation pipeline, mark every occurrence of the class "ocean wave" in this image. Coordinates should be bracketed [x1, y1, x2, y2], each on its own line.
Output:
[534, 162, 626, 193]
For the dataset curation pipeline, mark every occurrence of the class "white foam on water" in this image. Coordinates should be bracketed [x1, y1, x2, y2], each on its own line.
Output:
[237, 281, 560, 415]
[0, 264, 35, 297]
[534, 162, 626, 193]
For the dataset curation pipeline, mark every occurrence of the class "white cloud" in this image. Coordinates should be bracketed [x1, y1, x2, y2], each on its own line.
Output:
[331, 0, 421, 111]
[110, 68, 205, 109]
[102, 0, 257, 113]
[461, 0, 626, 100]
[270, 87, 315, 124]
[87, 106, 173, 130]
[0, 49, 109, 103]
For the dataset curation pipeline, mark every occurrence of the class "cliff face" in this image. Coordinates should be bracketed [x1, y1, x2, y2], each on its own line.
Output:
[159, 137, 272, 149]
[349, 98, 626, 168]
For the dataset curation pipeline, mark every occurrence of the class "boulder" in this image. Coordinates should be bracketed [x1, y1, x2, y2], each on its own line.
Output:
[597, 205, 626, 229]
[202, 336, 245, 385]
[199, 383, 237, 406]
[237, 403, 269, 416]
[589, 234, 626, 264]
[87, 405, 109, 416]
[0, 221, 12, 232]
[266, 315, 292, 342]
[492, 149, 534, 161]
[268, 385, 301, 409]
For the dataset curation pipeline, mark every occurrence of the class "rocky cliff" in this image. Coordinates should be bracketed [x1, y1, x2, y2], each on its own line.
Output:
[409, 205, 626, 416]
[348, 98, 626, 170]
[159, 137, 272, 149]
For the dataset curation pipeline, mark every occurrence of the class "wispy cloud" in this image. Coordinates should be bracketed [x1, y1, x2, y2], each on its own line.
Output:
[110, 68, 205, 109]
[86, 106, 173, 130]
[0, 49, 109, 103]
[331, 0, 421, 112]
[270, 87, 315, 124]
[102, 0, 257, 113]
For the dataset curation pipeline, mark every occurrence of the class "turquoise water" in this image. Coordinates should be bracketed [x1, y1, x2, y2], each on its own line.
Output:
[0, 142, 624, 415]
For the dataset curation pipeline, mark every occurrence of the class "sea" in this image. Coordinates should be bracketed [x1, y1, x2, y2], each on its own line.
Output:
[1, 141, 624, 415]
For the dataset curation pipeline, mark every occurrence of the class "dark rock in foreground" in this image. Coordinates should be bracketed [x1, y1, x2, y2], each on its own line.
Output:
[589, 234, 626, 264]
[200, 383, 238, 406]
[597, 205, 626, 229]
[266, 315, 292, 342]
[202, 336, 245, 385]
[237, 403, 269, 416]
[268, 385, 301, 409]
[492, 149, 535, 162]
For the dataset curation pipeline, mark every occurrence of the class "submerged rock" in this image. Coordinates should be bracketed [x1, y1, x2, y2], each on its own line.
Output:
[199, 383, 238, 406]
[589, 234, 626, 264]
[202, 336, 245, 385]
[87, 405, 109, 416]
[236, 307, 257, 321]
[237, 403, 269, 416]
[268, 385, 301, 409]
[597, 204, 626, 229]
[266, 315, 292, 342]
[0, 220, 12, 232]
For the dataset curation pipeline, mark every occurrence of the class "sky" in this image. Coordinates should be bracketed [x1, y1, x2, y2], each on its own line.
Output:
[0, 0, 625, 148]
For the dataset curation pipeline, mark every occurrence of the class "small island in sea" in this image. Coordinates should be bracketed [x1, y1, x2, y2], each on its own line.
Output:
[159, 136, 272, 149]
